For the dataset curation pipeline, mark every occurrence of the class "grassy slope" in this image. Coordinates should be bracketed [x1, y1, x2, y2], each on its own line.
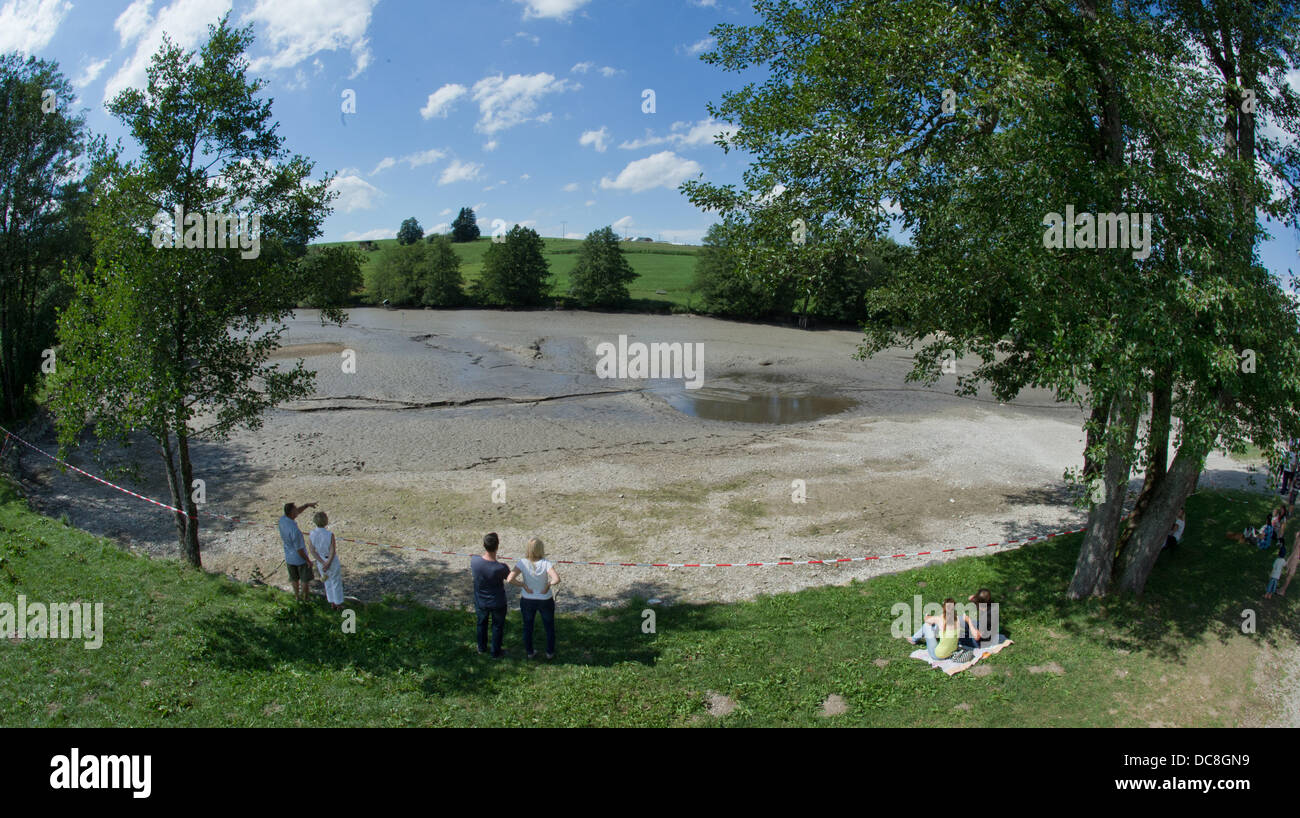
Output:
[317, 237, 701, 311]
[0, 477, 1293, 727]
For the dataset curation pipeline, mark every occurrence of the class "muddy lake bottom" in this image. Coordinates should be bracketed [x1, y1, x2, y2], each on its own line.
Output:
[13, 308, 1261, 612]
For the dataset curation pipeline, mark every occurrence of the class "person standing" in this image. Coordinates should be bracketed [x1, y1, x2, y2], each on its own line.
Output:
[508, 536, 560, 659]
[472, 533, 510, 658]
[308, 511, 344, 610]
[278, 501, 317, 602]
[1266, 547, 1287, 599]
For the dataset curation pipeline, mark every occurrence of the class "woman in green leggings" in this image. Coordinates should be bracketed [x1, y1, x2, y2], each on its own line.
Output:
[907, 598, 978, 661]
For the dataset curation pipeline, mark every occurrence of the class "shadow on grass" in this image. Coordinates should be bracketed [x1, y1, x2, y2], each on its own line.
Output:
[975, 488, 1300, 664]
[190, 581, 733, 696]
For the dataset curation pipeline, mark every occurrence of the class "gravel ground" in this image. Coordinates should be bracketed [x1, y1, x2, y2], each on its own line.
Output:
[10, 308, 1260, 613]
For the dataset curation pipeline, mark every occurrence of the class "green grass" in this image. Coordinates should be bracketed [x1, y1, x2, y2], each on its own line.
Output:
[0, 476, 1292, 726]
[317, 236, 701, 311]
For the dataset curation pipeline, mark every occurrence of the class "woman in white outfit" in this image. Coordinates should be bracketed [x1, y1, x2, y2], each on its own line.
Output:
[308, 511, 344, 609]
[507, 536, 560, 659]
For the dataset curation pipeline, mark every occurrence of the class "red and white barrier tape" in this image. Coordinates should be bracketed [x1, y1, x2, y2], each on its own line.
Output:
[0, 424, 1086, 568]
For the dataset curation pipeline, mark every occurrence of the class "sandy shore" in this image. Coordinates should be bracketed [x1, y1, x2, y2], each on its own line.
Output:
[12, 308, 1259, 612]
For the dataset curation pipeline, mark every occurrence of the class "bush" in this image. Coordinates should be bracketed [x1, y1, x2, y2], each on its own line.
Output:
[473, 226, 551, 306]
[299, 245, 364, 308]
[568, 226, 639, 308]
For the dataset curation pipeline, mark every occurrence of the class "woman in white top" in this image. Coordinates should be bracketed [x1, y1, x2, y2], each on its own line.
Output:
[308, 511, 345, 609]
[507, 537, 560, 659]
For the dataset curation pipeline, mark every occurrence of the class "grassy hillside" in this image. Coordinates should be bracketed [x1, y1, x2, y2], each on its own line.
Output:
[317, 236, 701, 311]
[0, 475, 1292, 726]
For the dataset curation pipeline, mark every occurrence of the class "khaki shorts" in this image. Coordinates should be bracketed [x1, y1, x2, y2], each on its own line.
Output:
[288, 562, 314, 582]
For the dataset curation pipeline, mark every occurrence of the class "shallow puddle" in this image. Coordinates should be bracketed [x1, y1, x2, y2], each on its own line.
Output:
[651, 373, 857, 424]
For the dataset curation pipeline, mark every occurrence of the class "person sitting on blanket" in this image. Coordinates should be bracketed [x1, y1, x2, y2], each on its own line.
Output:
[959, 588, 1000, 651]
[907, 598, 979, 662]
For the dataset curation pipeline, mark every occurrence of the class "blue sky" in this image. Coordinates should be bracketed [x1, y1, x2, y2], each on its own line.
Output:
[10, 0, 755, 246]
[4, 0, 1299, 277]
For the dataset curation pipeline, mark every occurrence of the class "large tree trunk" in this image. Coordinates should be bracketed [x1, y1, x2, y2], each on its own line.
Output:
[176, 428, 202, 568]
[1114, 441, 1207, 594]
[1068, 392, 1139, 598]
[1117, 377, 1174, 555]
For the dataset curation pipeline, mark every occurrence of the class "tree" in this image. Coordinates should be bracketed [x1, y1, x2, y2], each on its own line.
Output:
[451, 206, 480, 242]
[298, 244, 363, 309]
[366, 242, 425, 306]
[683, 0, 1300, 597]
[693, 219, 797, 318]
[568, 225, 638, 307]
[47, 17, 342, 568]
[419, 234, 464, 306]
[0, 54, 91, 421]
[474, 225, 550, 306]
[397, 216, 423, 245]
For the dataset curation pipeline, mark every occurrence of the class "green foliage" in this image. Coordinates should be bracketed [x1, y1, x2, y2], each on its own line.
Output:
[0, 53, 91, 421]
[474, 225, 551, 306]
[298, 244, 363, 308]
[420, 234, 464, 307]
[450, 207, 480, 243]
[567, 226, 638, 308]
[366, 238, 464, 307]
[693, 221, 797, 318]
[45, 16, 340, 567]
[396, 217, 423, 246]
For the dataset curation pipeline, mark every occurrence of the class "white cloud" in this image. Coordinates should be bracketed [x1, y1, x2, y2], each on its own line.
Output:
[330, 172, 383, 212]
[439, 208, 453, 216]
[74, 57, 112, 89]
[619, 118, 737, 151]
[404, 148, 445, 168]
[599, 151, 702, 193]
[660, 227, 707, 244]
[579, 126, 609, 152]
[585, 199, 595, 206]
[421, 83, 467, 119]
[104, 0, 233, 103]
[343, 227, 395, 241]
[0, 0, 71, 55]
[430, 222, 450, 234]
[519, 173, 530, 181]
[571, 60, 619, 76]
[483, 140, 498, 152]
[691, 0, 717, 6]
[243, 0, 378, 79]
[369, 149, 445, 176]
[513, 0, 590, 20]
[684, 36, 715, 56]
[563, 182, 580, 192]
[472, 72, 576, 134]
[439, 159, 483, 186]
[612, 215, 634, 232]
[512, 31, 540, 45]
[114, 0, 153, 47]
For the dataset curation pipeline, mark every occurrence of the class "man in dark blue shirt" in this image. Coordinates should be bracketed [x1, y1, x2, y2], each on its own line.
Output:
[471, 532, 510, 657]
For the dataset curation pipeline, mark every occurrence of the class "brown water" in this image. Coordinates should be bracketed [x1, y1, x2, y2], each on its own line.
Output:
[651, 374, 858, 424]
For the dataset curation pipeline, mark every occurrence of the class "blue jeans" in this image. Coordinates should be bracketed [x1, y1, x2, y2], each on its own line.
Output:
[476, 605, 507, 656]
[520, 596, 556, 655]
[911, 623, 946, 662]
[1268, 577, 1280, 595]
